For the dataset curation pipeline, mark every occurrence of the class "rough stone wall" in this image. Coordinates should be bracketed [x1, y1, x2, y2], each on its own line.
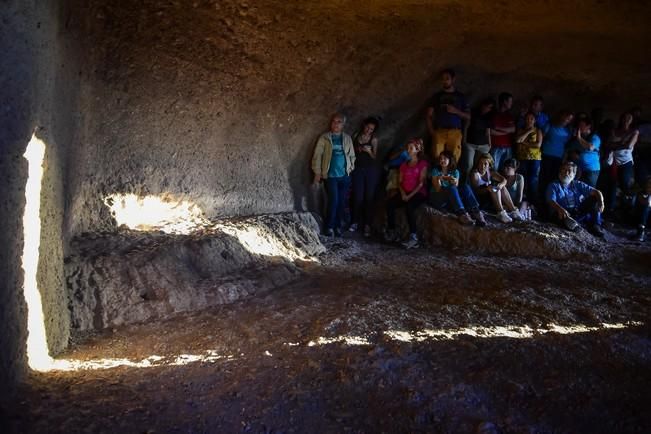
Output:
[65, 0, 651, 236]
[0, 0, 79, 393]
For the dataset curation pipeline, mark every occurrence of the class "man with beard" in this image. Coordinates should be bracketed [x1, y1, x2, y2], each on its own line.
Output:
[546, 161, 605, 237]
[426, 68, 470, 163]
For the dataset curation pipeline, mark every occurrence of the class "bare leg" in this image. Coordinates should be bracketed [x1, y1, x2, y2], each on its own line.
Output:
[500, 188, 517, 212]
[489, 190, 504, 212]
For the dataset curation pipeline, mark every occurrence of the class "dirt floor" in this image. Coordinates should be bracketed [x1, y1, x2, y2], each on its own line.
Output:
[3, 232, 651, 434]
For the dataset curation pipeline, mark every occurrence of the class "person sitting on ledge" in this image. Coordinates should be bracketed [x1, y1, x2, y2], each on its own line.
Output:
[311, 112, 356, 237]
[631, 176, 650, 242]
[430, 150, 486, 226]
[546, 161, 605, 237]
[385, 138, 428, 249]
[501, 159, 533, 220]
[469, 153, 525, 223]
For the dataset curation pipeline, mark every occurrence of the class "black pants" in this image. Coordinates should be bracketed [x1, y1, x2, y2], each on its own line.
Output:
[386, 194, 426, 234]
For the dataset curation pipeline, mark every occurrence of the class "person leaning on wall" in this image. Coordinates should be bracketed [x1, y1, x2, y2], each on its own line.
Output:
[311, 113, 356, 237]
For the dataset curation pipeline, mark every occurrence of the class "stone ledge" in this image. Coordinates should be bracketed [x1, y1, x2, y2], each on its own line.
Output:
[66, 212, 324, 331]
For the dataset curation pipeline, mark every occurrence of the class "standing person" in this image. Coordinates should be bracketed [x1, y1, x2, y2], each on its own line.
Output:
[463, 98, 495, 177]
[568, 118, 601, 187]
[385, 138, 429, 248]
[490, 92, 516, 171]
[311, 113, 356, 236]
[469, 153, 525, 223]
[515, 111, 543, 204]
[518, 95, 550, 130]
[606, 112, 639, 213]
[426, 68, 470, 163]
[430, 151, 487, 226]
[350, 117, 380, 237]
[539, 111, 574, 203]
[631, 177, 650, 242]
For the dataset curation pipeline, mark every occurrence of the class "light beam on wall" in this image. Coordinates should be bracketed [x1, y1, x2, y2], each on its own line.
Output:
[104, 193, 209, 235]
[22, 132, 54, 371]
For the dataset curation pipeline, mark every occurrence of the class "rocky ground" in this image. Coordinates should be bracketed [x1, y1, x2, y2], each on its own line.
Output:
[3, 224, 650, 434]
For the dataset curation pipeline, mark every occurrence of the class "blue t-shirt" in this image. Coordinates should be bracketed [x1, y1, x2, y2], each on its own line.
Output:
[387, 150, 411, 168]
[546, 180, 594, 210]
[569, 133, 601, 172]
[327, 134, 347, 178]
[431, 167, 459, 188]
[542, 125, 571, 158]
[431, 90, 468, 130]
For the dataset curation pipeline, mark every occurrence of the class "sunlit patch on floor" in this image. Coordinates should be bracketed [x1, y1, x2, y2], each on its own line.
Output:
[104, 193, 209, 234]
[307, 335, 372, 347]
[44, 350, 234, 371]
[384, 322, 642, 343]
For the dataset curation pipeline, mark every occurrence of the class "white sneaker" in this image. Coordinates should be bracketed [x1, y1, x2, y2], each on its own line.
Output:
[402, 233, 419, 249]
[497, 210, 513, 223]
[348, 223, 358, 232]
[509, 210, 525, 221]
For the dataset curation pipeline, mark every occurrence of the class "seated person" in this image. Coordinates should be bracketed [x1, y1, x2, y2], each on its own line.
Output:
[384, 142, 412, 199]
[469, 153, 525, 223]
[546, 161, 605, 237]
[430, 151, 486, 226]
[500, 159, 533, 219]
[631, 176, 650, 242]
[385, 138, 428, 248]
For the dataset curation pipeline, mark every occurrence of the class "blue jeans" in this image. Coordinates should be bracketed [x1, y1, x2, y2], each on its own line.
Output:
[607, 162, 634, 211]
[429, 185, 479, 215]
[580, 170, 600, 188]
[325, 176, 351, 230]
[635, 197, 650, 227]
[352, 166, 380, 227]
[519, 159, 541, 203]
[553, 196, 603, 228]
[490, 147, 512, 172]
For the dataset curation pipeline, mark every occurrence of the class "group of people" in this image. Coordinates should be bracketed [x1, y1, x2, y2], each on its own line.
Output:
[311, 69, 651, 248]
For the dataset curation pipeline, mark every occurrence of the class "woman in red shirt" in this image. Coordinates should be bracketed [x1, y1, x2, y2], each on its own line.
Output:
[385, 138, 429, 248]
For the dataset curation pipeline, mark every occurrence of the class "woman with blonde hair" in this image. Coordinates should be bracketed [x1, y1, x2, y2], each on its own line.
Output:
[469, 153, 524, 223]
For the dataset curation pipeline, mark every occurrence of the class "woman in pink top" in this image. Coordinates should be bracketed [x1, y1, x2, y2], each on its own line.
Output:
[385, 138, 428, 248]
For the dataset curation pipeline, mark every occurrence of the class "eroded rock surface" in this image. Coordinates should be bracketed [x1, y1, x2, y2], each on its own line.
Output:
[66, 212, 324, 331]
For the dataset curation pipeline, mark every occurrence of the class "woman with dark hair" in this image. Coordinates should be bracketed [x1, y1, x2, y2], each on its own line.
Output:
[515, 111, 543, 203]
[606, 112, 639, 213]
[501, 158, 532, 219]
[462, 98, 494, 176]
[469, 153, 524, 223]
[350, 117, 380, 237]
[431, 150, 486, 226]
[385, 138, 429, 248]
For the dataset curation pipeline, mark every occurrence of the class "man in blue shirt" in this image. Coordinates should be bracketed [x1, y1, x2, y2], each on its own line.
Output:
[546, 161, 605, 237]
[517, 95, 550, 130]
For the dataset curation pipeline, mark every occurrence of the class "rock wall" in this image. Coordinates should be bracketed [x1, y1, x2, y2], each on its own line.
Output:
[66, 213, 324, 331]
[0, 0, 80, 393]
[64, 0, 651, 236]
